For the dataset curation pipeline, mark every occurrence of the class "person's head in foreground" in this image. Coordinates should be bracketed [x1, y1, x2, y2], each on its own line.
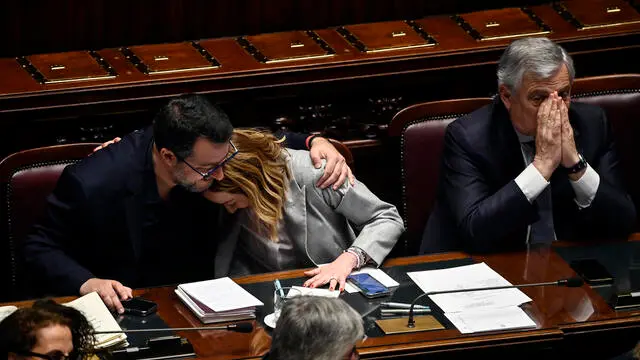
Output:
[207, 128, 291, 241]
[268, 296, 364, 360]
[497, 37, 575, 136]
[0, 300, 94, 360]
[153, 94, 235, 193]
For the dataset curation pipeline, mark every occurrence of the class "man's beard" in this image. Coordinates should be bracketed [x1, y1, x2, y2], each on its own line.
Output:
[178, 180, 202, 193]
[175, 173, 209, 193]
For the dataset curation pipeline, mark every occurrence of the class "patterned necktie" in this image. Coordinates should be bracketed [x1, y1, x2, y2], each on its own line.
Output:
[523, 141, 555, 244]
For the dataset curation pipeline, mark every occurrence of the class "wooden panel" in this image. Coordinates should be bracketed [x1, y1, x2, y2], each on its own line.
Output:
[124, 42, 220, 75]
[338, 20, 436, 53]
[240, 31, 335, 63]
[0, 0, 557, 59]
[20, 51, 116, 84]
[455, 7, 551, 41]
[0, 2, 639, 217]
[4, 247, 640, 359]
[558, 0, 640, 30]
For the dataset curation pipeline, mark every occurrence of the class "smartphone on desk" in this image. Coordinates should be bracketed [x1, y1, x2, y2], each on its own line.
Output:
[570, 258, 614, 286]
[121, 297, 157, 316]
[347, 273, 391, 298]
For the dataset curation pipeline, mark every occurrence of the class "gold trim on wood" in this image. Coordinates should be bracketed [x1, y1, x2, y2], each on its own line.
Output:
[376, 316, 445, 334]
[553, 2, 640, 30]
[452, 7, 552, 41]
[120, 42, 221, 75]
[237, 31, 336, 64]
[289, 41, 305, 48]
[337, 20, 437, 53]
[577, 20, 640, 30]
[16, 51, 117, 84]
[260, 53, 335, 64]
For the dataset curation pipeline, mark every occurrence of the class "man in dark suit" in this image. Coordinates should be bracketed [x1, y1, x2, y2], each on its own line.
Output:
[23, 94, 353, 313]
[421, 37, 636, 254]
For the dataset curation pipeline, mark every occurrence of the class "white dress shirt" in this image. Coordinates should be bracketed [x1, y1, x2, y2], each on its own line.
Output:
[512, 130, 600, 242]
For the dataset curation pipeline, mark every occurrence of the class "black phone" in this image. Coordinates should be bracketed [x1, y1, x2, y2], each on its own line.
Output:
[347, 273, 391, 298]
[570, 259, 614, 285]
[121, 297, 158, 316]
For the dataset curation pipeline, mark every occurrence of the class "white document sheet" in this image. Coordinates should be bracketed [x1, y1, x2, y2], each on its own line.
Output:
[178, 277, 263, 312]
[64, 292, 127, 349]
[445, 306, 537, 334]
[344, 267, 400, 294]
[0, 306, 17, 322]
[291, 286, 340, 298]
[407, 262, 532, 313]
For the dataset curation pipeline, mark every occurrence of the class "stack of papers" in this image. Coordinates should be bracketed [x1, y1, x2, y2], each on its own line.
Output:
[175, 277, 263, 324]
[0, 305, 17, 322]
[64, 292, 128, 349]
[408, 263, 537, 334]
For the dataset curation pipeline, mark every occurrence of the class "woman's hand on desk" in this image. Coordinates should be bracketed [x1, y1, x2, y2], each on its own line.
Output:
[79, 278, 133, 314]
[303, 253, 358, 292]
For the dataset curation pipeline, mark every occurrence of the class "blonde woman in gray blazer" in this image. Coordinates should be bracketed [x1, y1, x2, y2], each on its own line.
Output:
[205, 129, 404, 292]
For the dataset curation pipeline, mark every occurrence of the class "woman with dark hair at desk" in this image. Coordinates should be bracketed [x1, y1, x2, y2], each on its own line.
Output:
[204, 129, 403, 291]
[0, 300, 94, 360]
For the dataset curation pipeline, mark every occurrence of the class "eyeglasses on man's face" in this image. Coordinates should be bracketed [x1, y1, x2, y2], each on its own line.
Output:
[16, 350, 81, 360]
[180, 140, 238, 180]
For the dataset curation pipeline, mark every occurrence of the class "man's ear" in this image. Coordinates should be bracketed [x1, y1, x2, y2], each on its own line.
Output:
[159, 148, 178, 166]
[499, 84, 512, 110]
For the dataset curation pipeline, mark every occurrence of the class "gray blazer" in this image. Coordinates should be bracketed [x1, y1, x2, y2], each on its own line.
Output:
[218, 149, 404, 276]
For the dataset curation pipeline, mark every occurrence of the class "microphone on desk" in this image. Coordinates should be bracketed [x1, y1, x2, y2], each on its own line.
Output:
[93, 322, 254, 334]
[406, 277, 584, 329]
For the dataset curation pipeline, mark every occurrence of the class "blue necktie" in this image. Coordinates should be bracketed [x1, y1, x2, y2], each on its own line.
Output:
[523, 141, 555, 244]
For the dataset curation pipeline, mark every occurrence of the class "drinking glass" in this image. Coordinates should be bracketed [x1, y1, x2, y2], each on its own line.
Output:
[273, 287, 302, 322]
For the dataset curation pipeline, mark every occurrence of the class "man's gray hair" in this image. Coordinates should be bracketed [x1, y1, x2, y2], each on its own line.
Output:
[497, 37, 575, 93]
[269, 296, 364, 360]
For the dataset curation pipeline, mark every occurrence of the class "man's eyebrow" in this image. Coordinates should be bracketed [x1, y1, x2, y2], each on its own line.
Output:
[199, 154, 228, 167]
[199, 160, 222, 168]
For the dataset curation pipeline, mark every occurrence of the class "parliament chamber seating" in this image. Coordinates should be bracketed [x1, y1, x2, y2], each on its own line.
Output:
[389, 98, 493, 254]
[0, 143, 99, 301]
[2, 0, 640, 301]
[389, 74, 640, 254]
[328, 139, 355, 168]
[0, 139, 351, 302]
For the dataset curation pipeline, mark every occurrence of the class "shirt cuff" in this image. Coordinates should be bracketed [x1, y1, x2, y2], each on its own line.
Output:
[515, 163, 550, 203]
[570, 164, 600, 208]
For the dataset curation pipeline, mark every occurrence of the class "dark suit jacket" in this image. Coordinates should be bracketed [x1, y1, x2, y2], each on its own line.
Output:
[422, 98, 636, 254]
[22, 128, 231, 295]
[23, 127, 309, 296]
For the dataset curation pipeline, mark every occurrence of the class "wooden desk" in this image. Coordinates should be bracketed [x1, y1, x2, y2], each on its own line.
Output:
[5, 248, 640, 359]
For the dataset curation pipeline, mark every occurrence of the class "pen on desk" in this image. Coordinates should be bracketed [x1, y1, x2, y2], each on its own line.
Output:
[274, 279, 285, 297]
[111, 347, 150, 354]
[380, 302, 430, 310]
[380, 309, 431, 316]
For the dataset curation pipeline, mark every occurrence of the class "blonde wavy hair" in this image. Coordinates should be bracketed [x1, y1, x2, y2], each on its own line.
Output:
[213, 129, 291, 241]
